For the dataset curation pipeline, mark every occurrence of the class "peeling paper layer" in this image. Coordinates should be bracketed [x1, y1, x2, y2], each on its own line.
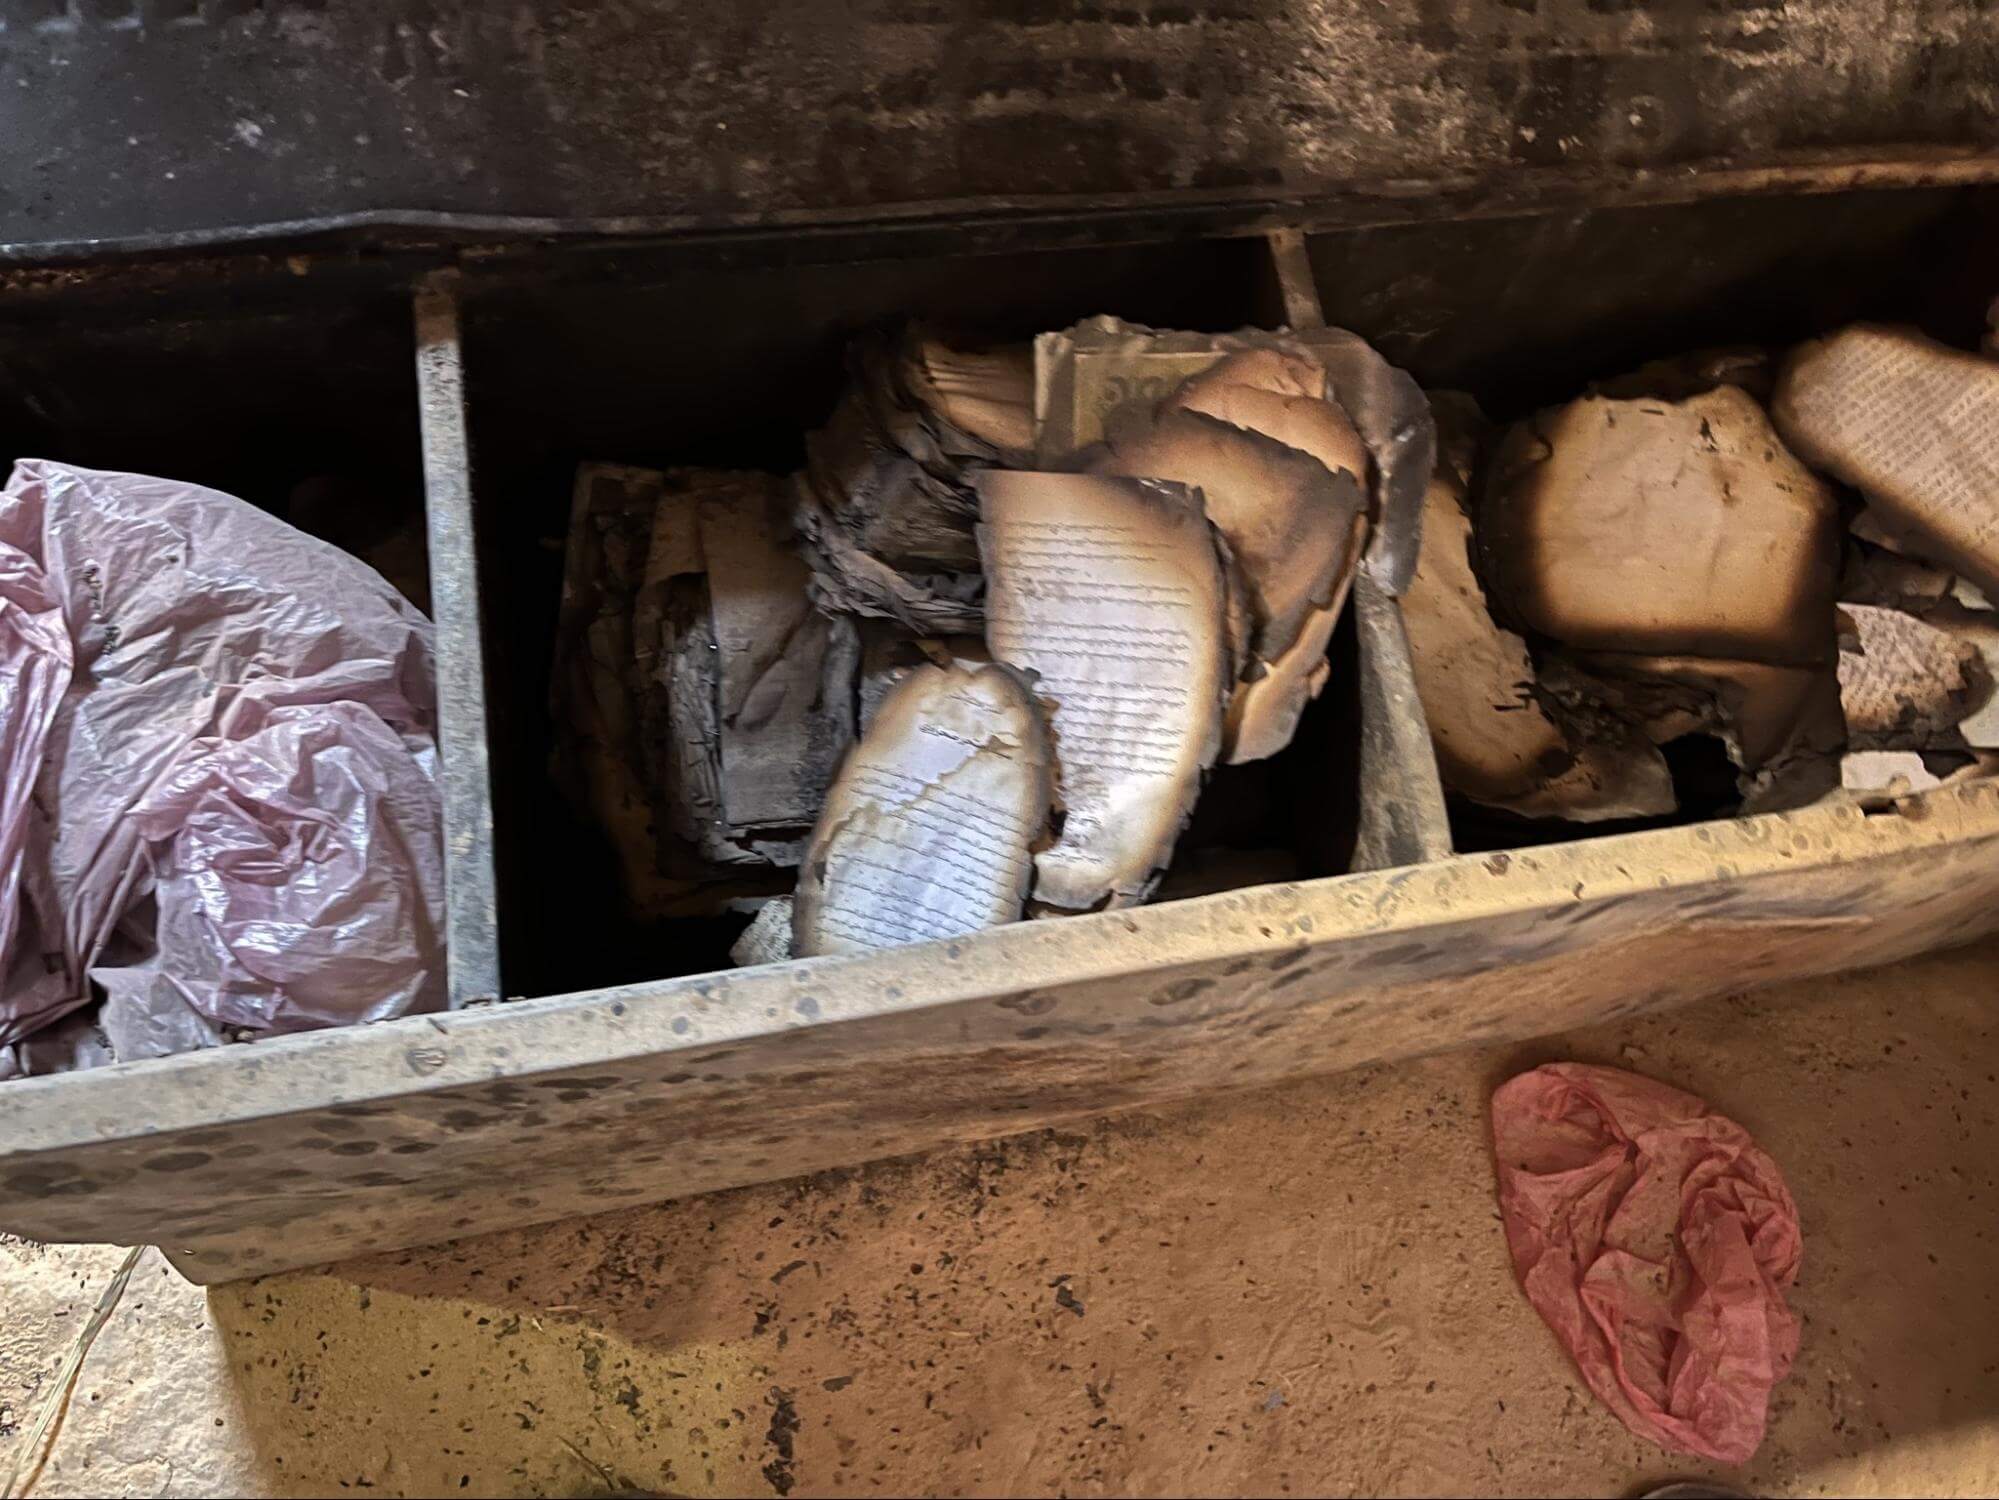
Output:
[977, 471, 1230, 911]
[793, 662, 1051, 958]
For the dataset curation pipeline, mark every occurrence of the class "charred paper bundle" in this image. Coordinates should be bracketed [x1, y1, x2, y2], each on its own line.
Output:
[1477, 362, 1846, 817]
[550, 465, 859, 917]
[1405, 322, 1999, 831]
[1039, 316, 1429, 762]
[1405, 351, 1846, 827]
[556, 315, 1425, 964]
[792, 326, 1033, 633]
[1399, 395, 1679, 822]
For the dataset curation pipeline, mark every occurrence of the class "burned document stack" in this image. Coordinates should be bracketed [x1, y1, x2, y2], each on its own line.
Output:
[553, 317, 1426, 963]
[552, 465, 859, 917]
[1399, 329, 1999, 829]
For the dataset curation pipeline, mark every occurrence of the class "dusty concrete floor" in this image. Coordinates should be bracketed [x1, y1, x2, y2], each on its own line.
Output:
[2, 937, 1996, 1498]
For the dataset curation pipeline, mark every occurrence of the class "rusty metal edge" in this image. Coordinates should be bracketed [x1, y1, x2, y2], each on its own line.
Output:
[413, 271, 503, 1009]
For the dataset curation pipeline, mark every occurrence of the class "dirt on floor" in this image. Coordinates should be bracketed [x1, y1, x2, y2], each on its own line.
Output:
[3, 936, 1997, 1498]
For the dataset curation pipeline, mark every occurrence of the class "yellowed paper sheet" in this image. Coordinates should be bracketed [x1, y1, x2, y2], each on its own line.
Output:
[793, 664, 1051, 957]
[976, 471, 1230, 910]
[1775, 325, 1999, 598]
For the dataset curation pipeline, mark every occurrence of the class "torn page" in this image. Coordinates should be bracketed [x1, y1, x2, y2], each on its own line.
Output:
[1840, 542, 1999, 749]
[1147, 351, 1374, 760]
[1482, 385, 1841, 666]
[1095, 410, 1354, 658]
[1401, 394, 1674, 822]
[1774, 324, 1999, 600]
[1836, 603, 1986, 749]
[976, 470, 1231, 910]
[793, 663, 1052, 958]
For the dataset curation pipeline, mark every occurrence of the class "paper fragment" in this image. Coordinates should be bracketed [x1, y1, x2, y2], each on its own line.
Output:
[1840, 748, 1999, 807]
[1774, 324, 1999, 600]
[1840, 540, 1999, 750]
[977, 471, 1231, 910]
[793, 663, 1052, 958]
[1482, 385, 1841, 666]
[730, 896, 795, 968]
[1836, 603, 1986, 748]
[1841, 749, 1946, 803]
[1401, 395, 1675, 821]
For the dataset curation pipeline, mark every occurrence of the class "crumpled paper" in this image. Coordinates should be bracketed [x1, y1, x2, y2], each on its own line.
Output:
[1490, 1063, 1802, 1464]
[0, 460, 444, 1067]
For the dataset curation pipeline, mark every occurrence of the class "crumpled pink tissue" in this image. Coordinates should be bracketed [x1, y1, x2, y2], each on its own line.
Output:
[1490, 1063, 1802, 1464]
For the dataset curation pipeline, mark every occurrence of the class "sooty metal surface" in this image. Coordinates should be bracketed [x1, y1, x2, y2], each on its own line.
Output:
[3, 0, 1998, 259]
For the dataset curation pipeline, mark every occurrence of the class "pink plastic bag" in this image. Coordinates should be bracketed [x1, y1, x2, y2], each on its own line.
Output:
[1490, 1063, 1802, 1464]
[0, 537, 73, 1044]
[0, 460, 444, 1064]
